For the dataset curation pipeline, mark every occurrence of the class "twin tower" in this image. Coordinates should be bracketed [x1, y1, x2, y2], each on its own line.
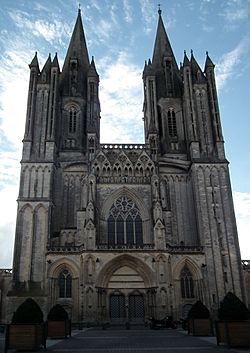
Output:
[6, 9, 244, 324]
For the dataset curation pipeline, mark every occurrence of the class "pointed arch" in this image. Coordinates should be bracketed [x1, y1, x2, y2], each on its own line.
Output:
[96, 254, 155, 288]
[101, 186, 149, 221]
[172, 257, 202, 281]
[19, 203, 33, 213]
[48, 257, 80, 278]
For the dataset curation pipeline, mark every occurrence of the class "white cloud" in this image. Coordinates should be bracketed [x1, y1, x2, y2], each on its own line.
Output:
[216, 39, 248, 90]
[0, 183, 18, 268]
[0, 152, 20, 189]
[8, 10, 71, 45]
[221, 0, 249, 25]
[123, 0, 133, 23]
[99, 52, 144, 143]
[233, 191, 250, 260]
[139, 0, 155, 34]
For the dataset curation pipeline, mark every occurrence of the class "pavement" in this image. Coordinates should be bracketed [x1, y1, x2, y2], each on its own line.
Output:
[1, 326, 250, 353]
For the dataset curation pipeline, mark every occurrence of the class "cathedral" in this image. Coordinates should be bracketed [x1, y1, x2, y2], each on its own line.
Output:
[4, 8, 246, 324]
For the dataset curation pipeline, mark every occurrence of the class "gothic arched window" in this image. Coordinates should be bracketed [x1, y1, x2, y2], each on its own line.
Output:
[69, 107, 77, 133]
[167, 110, 177, 138]
[180, 266, 194, 298]
[59, 269, 72, 298]
[107, 196, 143, 246]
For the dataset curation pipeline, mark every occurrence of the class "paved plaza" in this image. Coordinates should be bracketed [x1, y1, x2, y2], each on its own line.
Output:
[1, 327, 250, 353]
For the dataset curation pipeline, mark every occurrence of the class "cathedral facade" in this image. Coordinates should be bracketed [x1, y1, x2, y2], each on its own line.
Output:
[5, 9, 245, 324]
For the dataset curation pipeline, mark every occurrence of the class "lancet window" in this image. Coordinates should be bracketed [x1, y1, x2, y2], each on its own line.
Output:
[167, 110, 177, 138]
[69, 107, 77, 133]
[59, 269, 72, 298]
[180, 266, 194, 298]
[107, 196, 143, 246]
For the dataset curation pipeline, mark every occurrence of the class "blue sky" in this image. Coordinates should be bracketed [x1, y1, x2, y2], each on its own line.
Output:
[0, 0, 249, 267]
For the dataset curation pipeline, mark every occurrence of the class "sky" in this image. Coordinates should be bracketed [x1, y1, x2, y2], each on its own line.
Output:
[0, 0, 249, 267]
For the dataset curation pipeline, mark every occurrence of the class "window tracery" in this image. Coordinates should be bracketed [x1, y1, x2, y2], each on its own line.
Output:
[59, 269, 72, 298]
[180, 266, 194, 298]
[107, 196, 143, 246]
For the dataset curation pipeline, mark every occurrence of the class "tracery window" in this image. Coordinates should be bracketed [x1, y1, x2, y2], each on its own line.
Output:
[59, 269, 72, 298]
[180, 266, 194, 298]
[69, 107, 77, 133]
[167, 110, 177, 138]
[107, 196, 143, 246]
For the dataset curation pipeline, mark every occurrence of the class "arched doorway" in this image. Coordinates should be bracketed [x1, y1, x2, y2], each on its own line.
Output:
[96, 255, 155, 323]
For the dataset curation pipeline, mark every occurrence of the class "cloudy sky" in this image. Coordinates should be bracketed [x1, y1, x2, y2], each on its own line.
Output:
[0, 0, 249, 267]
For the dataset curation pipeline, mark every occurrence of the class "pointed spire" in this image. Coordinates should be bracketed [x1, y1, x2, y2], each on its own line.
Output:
[183, 50, 190, 67]
[38, 54, 51, 83]
[204, 51, 215, 70]
[61, 10, 90, 96]
[152, 9, 178, 69]
[190, 50, 206, 83]
[88, 56, 99, 77]
[62, 9, 89, 72]
[29, 52, 40, 71]
[41, 53, 52, 72]
[52, 52, 60, 70]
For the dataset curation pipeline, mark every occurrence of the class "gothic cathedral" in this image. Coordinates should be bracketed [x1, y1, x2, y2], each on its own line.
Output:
[6, 9, 245, 324]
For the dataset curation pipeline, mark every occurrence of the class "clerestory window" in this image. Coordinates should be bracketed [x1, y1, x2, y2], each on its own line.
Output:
[180, 266, 194, 298]
[107, 196, 143, 246]
[59, 269, 72, 298]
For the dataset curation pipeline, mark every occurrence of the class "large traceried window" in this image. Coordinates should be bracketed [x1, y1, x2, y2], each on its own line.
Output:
[180, 266, 194, 298]
[59, 269, 72, 298]
[107, 196, 143, 246]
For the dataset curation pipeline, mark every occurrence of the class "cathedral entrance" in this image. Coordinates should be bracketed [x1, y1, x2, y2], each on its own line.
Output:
[129, 294, 144, 323]
[110, 294, 126, 323]
[107, 265, 146, 323]
[96, 254, 155, 323]
[109, 292, 145, 323]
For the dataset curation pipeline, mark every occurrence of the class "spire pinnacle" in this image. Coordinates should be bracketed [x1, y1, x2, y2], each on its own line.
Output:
[158, 4, 162, 16]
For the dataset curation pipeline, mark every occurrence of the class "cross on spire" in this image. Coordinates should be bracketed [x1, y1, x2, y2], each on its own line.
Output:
[158, 4, 162, 16]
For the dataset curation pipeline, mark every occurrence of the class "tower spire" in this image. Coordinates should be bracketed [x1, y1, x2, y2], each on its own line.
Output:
[62, 9, 89, 71]
[152, 8, 178, 70]
[61, 9, 90, 96]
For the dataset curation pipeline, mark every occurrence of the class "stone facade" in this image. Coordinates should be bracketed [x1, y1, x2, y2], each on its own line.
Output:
[242, 260, 250, 308]
[2, 9, 246, 324]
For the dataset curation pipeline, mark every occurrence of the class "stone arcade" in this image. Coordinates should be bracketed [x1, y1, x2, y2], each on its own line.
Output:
[3, 9, 246, 324]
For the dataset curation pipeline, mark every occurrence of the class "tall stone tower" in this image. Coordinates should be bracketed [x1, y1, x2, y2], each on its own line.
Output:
[6, 9, 245, 324]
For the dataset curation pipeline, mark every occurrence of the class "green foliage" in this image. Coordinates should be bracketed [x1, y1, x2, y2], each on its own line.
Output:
[47, 304, 69, 321]
[187, 300, 210, 319]
[218, 292, 250, 321]
[12, 298, 43, 324]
